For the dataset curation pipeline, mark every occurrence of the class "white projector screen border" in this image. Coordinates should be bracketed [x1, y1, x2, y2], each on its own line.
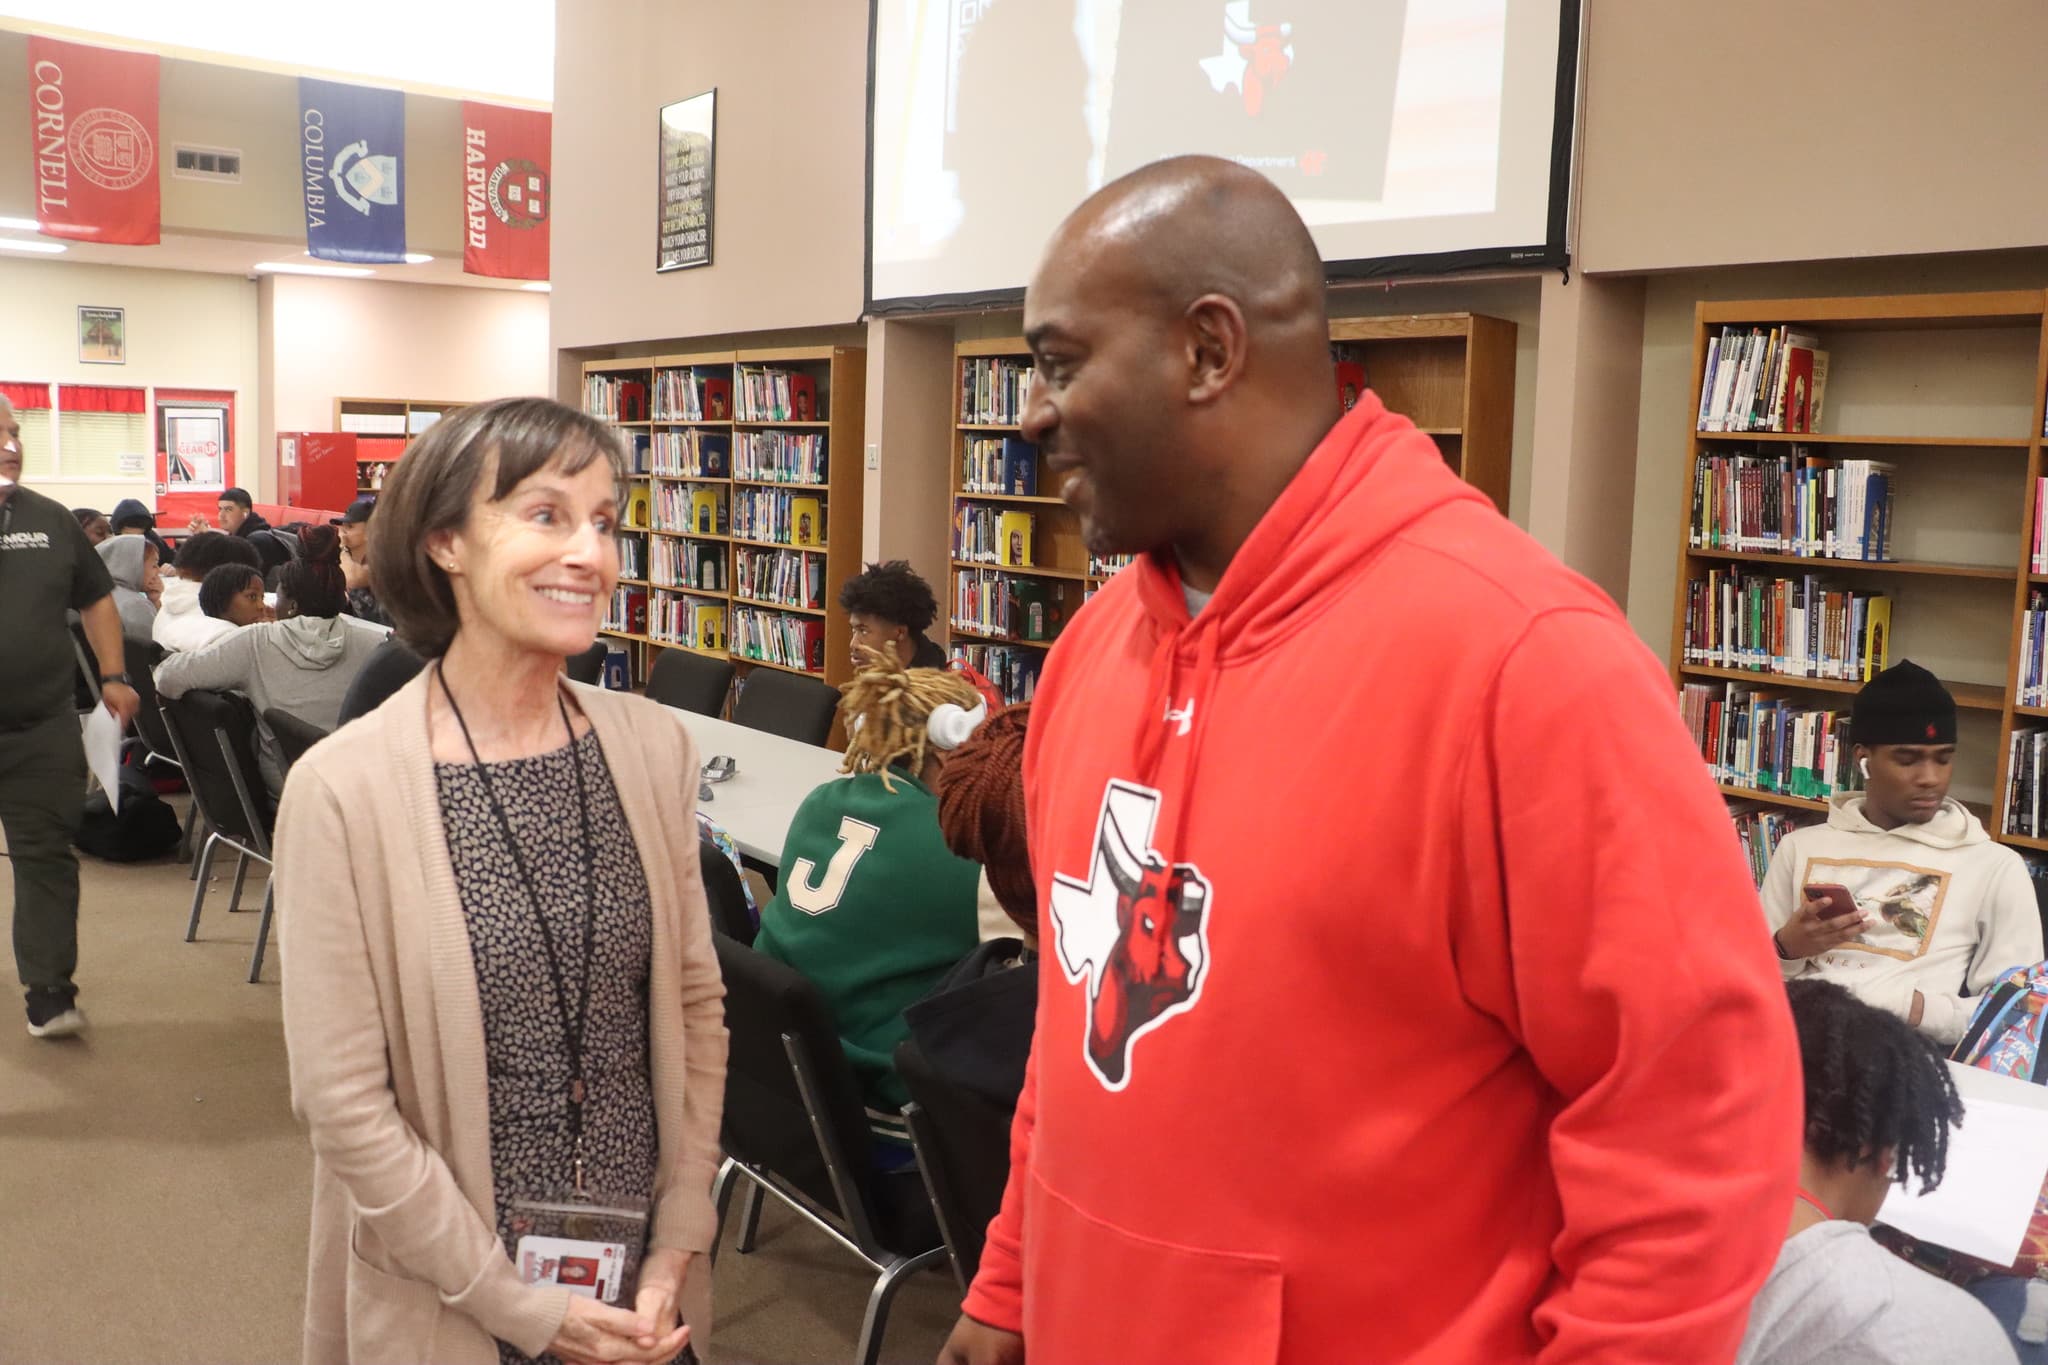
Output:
[863, 0, 1581, 316]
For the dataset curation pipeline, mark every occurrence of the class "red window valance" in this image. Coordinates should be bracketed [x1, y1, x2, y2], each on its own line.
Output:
[58, 384, 146, 414]
[0, 381, 51, 409]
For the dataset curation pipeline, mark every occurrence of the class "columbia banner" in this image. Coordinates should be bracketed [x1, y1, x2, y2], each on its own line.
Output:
[27, 38, 160, 245]
[461, 102, 551, 280]
[300, 78, 406, 263]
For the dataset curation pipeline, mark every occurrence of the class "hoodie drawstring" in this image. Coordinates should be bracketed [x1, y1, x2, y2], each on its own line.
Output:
[1131, 610, 1225, 871]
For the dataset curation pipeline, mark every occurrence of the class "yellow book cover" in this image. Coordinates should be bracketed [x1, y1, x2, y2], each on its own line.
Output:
[791, 496, 823, 547]
[694, 604, 725, 652]
[625, 485, 650, 530]
[689, 489, 721, 537]
[997, 510, 1035, 567]
[1862, 597, 1891, 681]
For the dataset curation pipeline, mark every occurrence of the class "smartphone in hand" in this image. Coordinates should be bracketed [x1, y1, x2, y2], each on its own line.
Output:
[1804, 882, 1860, 921]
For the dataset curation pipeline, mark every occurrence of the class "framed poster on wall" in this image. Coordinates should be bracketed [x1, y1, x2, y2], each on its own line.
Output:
[656, 89, 715, 272]
[160, 404, 228, 493]
[78, 306, 125, 364]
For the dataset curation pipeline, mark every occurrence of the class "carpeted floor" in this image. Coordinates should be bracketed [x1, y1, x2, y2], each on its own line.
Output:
[0, 811, 961, 1364]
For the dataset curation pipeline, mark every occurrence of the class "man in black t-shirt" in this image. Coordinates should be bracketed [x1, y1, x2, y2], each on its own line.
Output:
[0, 397, 139, 1038]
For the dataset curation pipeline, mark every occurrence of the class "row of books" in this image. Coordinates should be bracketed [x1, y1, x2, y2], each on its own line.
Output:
[652, 483, 727, 537]
[2034, 479, 2048, 574]
[1696, 324, 1830, 433]
[1683, 682, 1859, 800]
[651, 537, 725, 593]
[962, 436, 1038, 495]
[952, 643, 1043, 707]
[952, 568, 1070, 643]
[616, 534, 644, 581]
[2005, 728, 2048, 839]
[736, 366, 821, 423]
[653, 368, 732, 422]
[961, 358, 1034, 426]
[585, 375, 649, 423]
[1089, 552, 1136, 577]
[1679, 568, 1892, 681]
[1733, 807, 1808, 888]
[604, 585, 648, 635]
[733, 488, 826, 547]
[735, 545, 825, 611]
[653, 431, 729, 478]
[619, 430, 652, 475]
[2017, 589, 2048, 706]
[651, 592, 727, 652]
[1688, 451, 1895, 561]
[733, 605, 827, 674]
[954, 505, 1036, 567]
[736, 431, 827, 486]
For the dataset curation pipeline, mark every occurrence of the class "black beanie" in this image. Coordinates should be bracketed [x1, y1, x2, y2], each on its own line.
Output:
[1852, 660, 1956, 747]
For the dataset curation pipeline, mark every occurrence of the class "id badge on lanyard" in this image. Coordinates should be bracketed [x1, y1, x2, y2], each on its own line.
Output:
[508, 1191, 651, 1305]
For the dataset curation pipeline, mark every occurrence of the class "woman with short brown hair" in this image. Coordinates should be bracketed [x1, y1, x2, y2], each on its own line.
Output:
[274, 396, 727, 1365]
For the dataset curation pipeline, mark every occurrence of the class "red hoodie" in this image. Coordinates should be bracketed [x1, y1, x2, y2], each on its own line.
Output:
[963, 394, 1801, 1363]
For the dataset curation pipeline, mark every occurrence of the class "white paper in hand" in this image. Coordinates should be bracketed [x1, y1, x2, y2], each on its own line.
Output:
[82, 703, 123, 814]
[1879, 1061, 2048, 1264]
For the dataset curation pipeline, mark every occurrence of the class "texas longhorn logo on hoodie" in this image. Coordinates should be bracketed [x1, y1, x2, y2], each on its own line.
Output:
[1048, 780, 1213, 1091]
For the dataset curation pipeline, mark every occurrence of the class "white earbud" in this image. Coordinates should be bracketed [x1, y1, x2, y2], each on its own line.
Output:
[1858, 757, 1871, 780]
[927, 699, 989, 751]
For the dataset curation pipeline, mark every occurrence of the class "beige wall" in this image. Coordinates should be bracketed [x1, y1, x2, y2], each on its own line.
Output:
[549, 0, 868, 350]
[1578, 1, 2048, 274]
[0, 255, 259, 508]
[260, 273, 549, 461]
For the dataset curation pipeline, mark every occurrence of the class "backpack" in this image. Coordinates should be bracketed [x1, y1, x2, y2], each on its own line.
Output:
[75, 762, 183, 863]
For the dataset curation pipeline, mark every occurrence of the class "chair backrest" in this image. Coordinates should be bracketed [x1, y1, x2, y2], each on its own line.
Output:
[337, 636, 426, 724]
[159, 689, 271, 851]
[648, 649, 736, 717]
[896, 1036, 1018, 1287]
[264, 707, 330, 777]
[713, 932, 878, 1224]
[731, 668, 839, 745]
[124, 639, 178, 763]
[700, 836, 756, 944]
[565, 640, 608, 685]
[71, 621, 101, 712]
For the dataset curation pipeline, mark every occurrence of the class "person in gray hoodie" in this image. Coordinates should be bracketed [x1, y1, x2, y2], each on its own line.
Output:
[154, 548, 384, 796]
[94, 533, 161, 645]
[1765, 660, 2043, 1045]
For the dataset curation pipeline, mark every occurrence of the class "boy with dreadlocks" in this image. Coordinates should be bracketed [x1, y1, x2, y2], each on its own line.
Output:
[754, 648, 987, 1146]
[1737, 979, 2016, 1365]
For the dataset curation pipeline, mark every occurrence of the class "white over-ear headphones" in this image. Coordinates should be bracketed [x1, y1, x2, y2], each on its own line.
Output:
[1859, 756, 1871, 780]
[927, 699, 988, 751]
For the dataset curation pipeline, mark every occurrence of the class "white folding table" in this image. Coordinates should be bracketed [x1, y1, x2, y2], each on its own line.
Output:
[667, 708, 845, 866]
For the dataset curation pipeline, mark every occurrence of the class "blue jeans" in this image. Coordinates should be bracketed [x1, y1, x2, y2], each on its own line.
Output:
[1972, 1275, 2048, 1363]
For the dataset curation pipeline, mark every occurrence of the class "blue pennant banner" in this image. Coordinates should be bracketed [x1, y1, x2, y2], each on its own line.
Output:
[300, 78, 405, 263]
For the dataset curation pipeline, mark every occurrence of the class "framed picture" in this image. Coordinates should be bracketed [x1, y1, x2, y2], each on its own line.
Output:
[78, 306, 125, 364]
[656, 89, 716, 272]
[159, 404, 229, 493]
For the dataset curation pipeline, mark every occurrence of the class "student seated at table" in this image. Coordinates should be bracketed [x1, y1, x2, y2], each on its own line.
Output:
[94, 534, 162, 645]
[840, 559, 948, 670]
[197, 563, 271, 631]
[1737, 979, 2016, 1365]
[155, 536, 384, 797]
[753, 647, 985, 1147]
[156, 532, 263, 652]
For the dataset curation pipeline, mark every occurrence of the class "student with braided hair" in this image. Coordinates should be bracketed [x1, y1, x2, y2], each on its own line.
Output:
[1737, 979, 2016, 1365]
[753, 647, 986, 1145]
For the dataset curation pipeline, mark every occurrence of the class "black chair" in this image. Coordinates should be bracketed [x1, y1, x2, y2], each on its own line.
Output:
[700, 836, 756, 944]
[70, 621, 101, 715]
[896, 1036, 1018, 1291]
[265, 707, 330, 778]
[337, 636, 425, 724]
[159, 690, 277, 984]
[710, 934, 946, 1365]
[648, 649, 735, 717]
[125, 639, 177, 768]
[565, 640, 608, 686]
[732, 668, 839, 745]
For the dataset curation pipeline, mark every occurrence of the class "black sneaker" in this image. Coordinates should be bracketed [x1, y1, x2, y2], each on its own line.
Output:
[25, 990, 86, 1039]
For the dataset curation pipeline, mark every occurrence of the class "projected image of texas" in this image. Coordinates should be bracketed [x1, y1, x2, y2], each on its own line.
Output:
[1104, 0, 1408, 201]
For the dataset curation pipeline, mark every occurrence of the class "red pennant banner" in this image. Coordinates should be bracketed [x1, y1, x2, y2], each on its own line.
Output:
[27, 37, 161, 246]
[462, 102, 551, 280]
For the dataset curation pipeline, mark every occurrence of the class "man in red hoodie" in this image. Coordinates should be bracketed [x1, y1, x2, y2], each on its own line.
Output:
[939, 157, 1803, 1365]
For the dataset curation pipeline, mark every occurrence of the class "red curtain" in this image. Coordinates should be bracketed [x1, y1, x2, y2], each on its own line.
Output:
[58, 384, 146, 414]
[0, 381, 50, 409]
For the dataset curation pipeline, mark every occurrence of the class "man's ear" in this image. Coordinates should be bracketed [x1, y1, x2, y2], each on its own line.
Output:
[1184, 293, 1249, 405]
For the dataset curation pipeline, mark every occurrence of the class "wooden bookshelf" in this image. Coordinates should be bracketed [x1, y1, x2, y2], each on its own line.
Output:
[1666, 289, 2048, 859]
[1327, 312, 1517, 513]
[336, 397, 465, 493]
[581, 346, 866, 697]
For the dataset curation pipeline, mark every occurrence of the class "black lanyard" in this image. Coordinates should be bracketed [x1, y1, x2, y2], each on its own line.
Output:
[438, 666, 601, 1193]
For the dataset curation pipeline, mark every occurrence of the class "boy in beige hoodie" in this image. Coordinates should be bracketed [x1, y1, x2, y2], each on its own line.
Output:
[1765, 660, 2043, 1045]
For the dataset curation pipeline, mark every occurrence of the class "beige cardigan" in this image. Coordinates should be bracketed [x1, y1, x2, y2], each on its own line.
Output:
[275, 669, 728, 1365]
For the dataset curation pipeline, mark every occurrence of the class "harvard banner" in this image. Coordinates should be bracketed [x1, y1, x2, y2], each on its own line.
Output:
[462, 102, 551, 280]
[301, 78, 406, 263]
[27, 38, 160, 245]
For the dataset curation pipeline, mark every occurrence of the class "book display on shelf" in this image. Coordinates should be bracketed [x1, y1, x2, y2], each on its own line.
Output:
[584, 345, 865, 695]
[1667, 289, 2048, 865]
[953, 568, 1072, 643]
[617, 535, 645, 582]
[951, 642, 1043, 708]
[962, 436, 1037, 495]
[961, 358, 1033, 426]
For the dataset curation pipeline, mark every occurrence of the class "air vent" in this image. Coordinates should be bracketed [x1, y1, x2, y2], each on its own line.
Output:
[172, 145, 243, 184]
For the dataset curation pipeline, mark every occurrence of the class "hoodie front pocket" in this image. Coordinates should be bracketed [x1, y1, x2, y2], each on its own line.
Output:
[1025, 1171, 1283, 1365]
